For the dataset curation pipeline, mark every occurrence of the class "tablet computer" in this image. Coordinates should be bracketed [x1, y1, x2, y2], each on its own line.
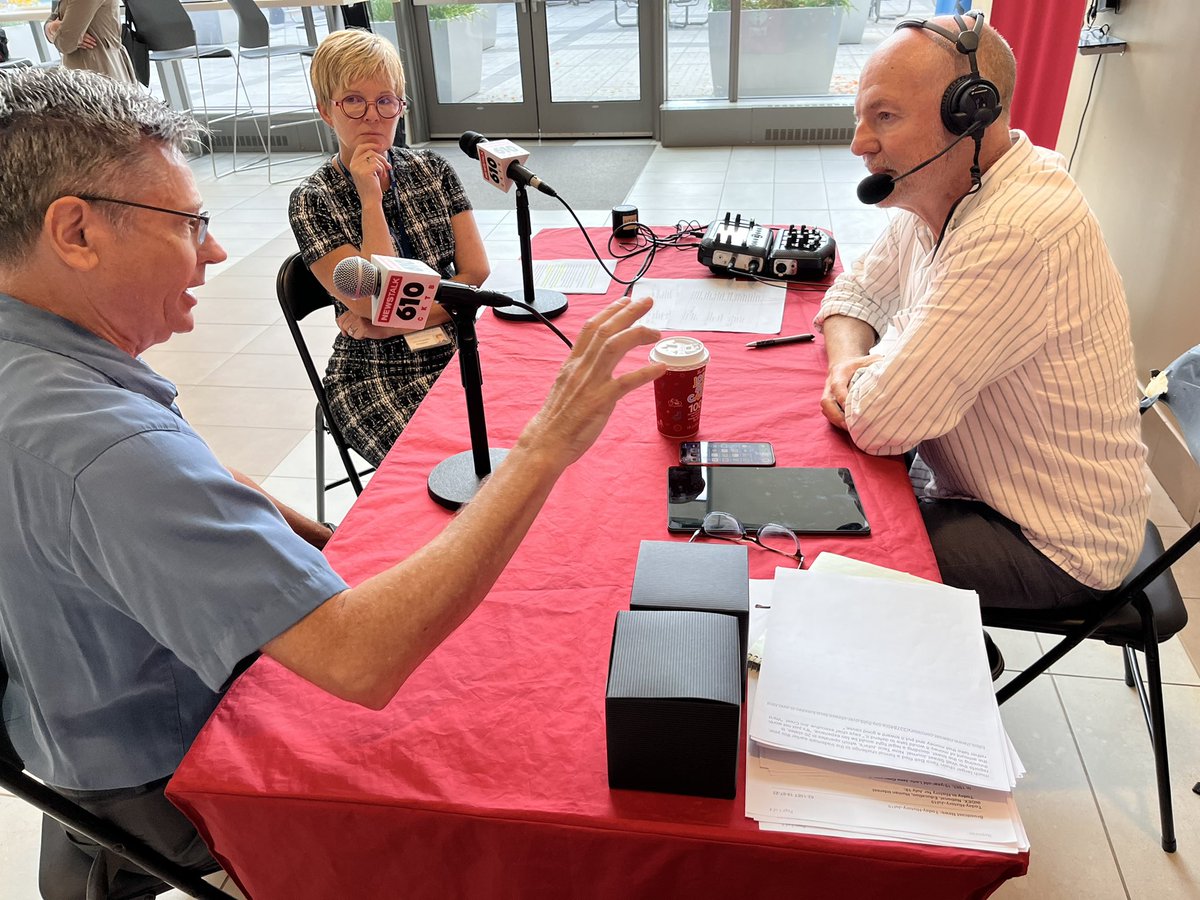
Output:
[666, 466, 871, 535]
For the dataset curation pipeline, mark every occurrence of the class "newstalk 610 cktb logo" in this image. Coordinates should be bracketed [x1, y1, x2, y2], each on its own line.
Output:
[369, 256, 439, 331]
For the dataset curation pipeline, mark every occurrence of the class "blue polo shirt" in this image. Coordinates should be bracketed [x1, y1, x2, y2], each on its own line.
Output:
[0, 292, 349, 790]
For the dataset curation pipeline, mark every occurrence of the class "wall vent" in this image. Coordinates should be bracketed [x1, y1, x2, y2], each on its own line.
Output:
[763, 127, 855, 144]
[208, 133, 291, 149]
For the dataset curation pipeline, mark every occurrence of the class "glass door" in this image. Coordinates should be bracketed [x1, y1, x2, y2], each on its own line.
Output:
[411, 0, 655, 140]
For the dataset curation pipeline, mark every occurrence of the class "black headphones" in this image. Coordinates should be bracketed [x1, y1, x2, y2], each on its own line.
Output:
[896, 11, 1002, 137]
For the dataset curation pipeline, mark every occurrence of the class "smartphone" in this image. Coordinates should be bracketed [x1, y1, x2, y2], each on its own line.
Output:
[679, 441, 775, 467]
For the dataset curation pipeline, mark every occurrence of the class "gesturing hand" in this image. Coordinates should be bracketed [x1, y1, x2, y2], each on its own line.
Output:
[518, 297, 665, 468]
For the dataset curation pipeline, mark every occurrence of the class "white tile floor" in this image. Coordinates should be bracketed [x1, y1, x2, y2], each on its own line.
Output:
[2, 144, 1199, 899]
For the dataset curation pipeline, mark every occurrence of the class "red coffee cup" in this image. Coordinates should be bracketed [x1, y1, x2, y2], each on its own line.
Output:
[649, 336, 709, 438]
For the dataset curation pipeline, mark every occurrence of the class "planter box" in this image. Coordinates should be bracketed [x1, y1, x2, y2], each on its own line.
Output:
[839, 0, 868, 44]
[709, 7, 844, 99]
[479, 6, 497, 50]
[373, 19, 399, 52]
[431, 15, 484, 104]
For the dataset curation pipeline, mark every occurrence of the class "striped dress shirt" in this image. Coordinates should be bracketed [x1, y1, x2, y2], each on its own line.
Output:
[815, 131, 1149, 589]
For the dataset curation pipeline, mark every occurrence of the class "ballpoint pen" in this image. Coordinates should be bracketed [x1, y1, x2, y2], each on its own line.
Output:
[745, 333, 815, 349]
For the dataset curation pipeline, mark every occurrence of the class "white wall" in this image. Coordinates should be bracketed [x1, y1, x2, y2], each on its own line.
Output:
[1056, 0, 1198, 376]
[1054, 0, 1200, 518]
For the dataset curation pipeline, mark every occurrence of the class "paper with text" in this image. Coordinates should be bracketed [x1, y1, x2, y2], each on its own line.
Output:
[486, 258, 616, 294]
[750, 569, 1014, 791]
[745, 739, 1027, 853]
[629, 279, 786, 333]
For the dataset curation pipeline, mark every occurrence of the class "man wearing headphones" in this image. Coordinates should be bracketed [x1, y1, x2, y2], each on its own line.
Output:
[816, 13, 1148, 621]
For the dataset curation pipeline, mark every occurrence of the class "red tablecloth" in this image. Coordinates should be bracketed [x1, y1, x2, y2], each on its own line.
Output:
[168, 228, 1028, 899]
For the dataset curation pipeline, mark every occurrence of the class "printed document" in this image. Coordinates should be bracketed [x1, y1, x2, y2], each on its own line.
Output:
[486, 258, 616, 294]
[744, 562, 1027, 852]
[750, 568, 1015, 791]
[629, 279, 785, 333]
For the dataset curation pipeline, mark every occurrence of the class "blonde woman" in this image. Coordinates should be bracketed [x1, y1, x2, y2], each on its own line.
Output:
[290, 29, 489, 466]
[45, 0, 136, 84]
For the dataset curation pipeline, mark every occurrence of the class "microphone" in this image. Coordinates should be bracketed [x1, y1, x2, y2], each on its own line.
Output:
[459, 131, 557, 198]
[332, 255, 515, 310]
[856, 123, 982, 205]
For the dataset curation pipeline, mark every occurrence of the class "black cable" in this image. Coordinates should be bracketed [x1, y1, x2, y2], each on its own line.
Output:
[553, 193, 706, 289]
[491, 295, 573, 348]
[932, 135, 984, 260]
[1068, 42, 1106, 173]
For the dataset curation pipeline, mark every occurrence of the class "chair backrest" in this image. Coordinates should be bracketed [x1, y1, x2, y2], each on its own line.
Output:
[1125, 343, 1200, 609]
[226, 0, 271, 50]
[125, 0, 197, 53]
[276, 252, 338, 407]
[1151, 345, 1200, 462]
[277, 251, 336, 323]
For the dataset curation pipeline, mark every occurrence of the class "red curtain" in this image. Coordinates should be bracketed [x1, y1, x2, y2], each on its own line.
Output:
[988, 0, 1087, 149]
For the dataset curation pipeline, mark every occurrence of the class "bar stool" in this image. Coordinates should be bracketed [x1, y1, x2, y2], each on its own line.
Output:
[225, 0, 329, 183]
[125, 0, 245, 178]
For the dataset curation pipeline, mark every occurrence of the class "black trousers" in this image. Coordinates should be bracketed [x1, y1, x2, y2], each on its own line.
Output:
[919, 497, 1109, 612]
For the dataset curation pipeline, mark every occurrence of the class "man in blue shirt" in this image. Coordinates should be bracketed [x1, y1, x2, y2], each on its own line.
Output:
[0, 67, 664, 891]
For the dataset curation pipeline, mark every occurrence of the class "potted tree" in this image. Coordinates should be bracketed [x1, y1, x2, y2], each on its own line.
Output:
[708, 0, 849, 98]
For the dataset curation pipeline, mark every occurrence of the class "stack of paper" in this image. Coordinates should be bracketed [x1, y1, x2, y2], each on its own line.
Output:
[744, 556, 1029, 854]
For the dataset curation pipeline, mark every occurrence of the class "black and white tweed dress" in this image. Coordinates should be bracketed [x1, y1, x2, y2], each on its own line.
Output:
[290, 149, 472, 466]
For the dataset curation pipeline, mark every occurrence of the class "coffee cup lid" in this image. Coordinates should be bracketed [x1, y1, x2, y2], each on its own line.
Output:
[649, 336, 709, 370]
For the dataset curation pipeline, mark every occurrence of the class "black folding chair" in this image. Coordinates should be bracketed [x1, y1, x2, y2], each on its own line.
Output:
[982, 345, 1199, 853]
[276, 252, 374, 522]
[0, 659, 229, 899]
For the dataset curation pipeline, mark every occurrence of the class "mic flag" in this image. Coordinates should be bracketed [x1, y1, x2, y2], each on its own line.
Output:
[459, 130, 558, 197]
[332, 255, 440, 330]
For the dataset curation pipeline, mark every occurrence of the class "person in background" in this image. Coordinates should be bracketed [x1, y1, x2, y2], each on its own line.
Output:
[290, 28, 489, 467]
[0, 66, 661, 892]
[816, 13, 1148, 621]
[44, 0, 135, 84]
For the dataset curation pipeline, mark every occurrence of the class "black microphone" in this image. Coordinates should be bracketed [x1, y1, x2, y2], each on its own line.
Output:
[856, 123, 982, 205]
[459, 131, 558, 198]
[332, 256, 515, 308]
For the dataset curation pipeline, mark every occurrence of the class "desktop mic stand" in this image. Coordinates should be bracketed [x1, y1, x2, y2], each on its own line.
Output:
[493, 181, 569, 322]
[427, 300, 509, 510]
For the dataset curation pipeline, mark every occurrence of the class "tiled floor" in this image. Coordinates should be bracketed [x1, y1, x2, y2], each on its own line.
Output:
[2, 143, 1199, 899]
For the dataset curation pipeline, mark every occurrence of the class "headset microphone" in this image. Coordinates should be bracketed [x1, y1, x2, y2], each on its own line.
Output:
[859, 11, 1002, 211]
[856, 123, 982, 205]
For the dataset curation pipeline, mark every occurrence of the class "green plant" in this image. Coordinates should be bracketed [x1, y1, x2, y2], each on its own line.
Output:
[369, 0, 395, 21]
[709, 0, 851, 11]
[427, 4, 480, 21]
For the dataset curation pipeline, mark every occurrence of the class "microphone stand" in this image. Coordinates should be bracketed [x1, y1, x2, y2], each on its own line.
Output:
[493, 181, 569, 322]
[427, 300, 509, 510]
